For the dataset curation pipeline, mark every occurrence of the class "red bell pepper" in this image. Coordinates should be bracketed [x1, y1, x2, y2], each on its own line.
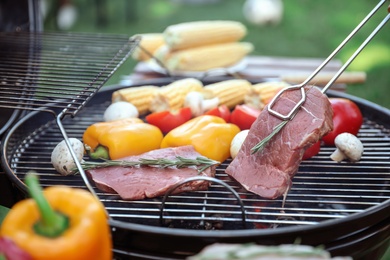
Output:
[230, 104, 261, 130]
[302, 141, 321, 160]
[322, 98, 363, 146]
[204, 105, 231, 122]
[145, 107, 192, 134]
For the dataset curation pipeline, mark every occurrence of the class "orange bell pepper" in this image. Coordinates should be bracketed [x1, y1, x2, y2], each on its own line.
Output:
[161, 115, 240, 162]
[83, 118, 164, 160]
[0, 174, 111, 260]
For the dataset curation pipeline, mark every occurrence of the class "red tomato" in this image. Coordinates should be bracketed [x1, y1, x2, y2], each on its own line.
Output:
[204, 105, 231, 122]
[322, 98, 363, 146]
[145, 107, 192, 134]
[302, 141, 321, 160]
[230, 104, 261, 130]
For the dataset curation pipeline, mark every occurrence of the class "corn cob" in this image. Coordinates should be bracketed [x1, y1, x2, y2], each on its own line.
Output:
[132, 33, 165, 61]
[149, 78, 203, 112]
[112, 85, 160, 115]
[153, 44, 171, 64]
[162, 42, 253, 72]
[202, 79, 252, 109]
[244, 81, 290, 110]
[164, 20, 247, 51]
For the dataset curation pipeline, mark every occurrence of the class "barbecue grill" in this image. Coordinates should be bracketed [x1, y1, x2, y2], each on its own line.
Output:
[2, 78, 390, 259]
[1, 1, 390, 260]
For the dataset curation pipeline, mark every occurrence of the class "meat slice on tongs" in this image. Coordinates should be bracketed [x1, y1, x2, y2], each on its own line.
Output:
[226, 0, 390, 199]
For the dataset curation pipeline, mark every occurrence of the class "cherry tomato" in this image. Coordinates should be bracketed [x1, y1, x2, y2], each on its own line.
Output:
[204, 105, 231, 122]
[145, 107, 192, 134]
[302, 141, 321, 160]
[322, 98, 363, 146]
[230, 104, 261, 130]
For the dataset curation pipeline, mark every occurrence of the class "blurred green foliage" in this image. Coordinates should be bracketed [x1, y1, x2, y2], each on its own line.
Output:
[44, 0, 390, 109]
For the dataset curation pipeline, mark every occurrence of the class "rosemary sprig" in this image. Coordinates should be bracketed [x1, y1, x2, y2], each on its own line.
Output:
[250, 120, 289, 154]
[76, 156, 220, 174]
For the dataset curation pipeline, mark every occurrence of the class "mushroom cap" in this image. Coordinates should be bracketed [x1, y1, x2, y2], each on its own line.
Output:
[334, 132, 364, 162]
[51, 138, 84, 175]
[103, 101, 139, 122]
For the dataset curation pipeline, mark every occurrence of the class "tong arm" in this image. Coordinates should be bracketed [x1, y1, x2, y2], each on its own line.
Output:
[267, 0, 389, 121]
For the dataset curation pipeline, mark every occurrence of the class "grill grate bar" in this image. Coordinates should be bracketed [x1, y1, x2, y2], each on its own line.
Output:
[106, 203, 361, 215]
[0, 31, 139, 117]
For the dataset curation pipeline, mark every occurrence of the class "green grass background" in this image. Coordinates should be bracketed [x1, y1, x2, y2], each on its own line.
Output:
[45, 0, 390, 258]
[45, 0, 390, 109]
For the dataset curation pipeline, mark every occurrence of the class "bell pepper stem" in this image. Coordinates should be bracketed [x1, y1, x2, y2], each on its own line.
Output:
[89, 145, 110, 160]
[25, 173, 69, 238]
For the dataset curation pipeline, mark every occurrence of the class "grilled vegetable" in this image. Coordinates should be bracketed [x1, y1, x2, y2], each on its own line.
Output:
[161, 115, 240, 162]
[145, 107, 193, 134]
[0, 237, 32, 260]
[204, 105, 231, 122]
[51, 138, 84, 176]
[202, 79, 252, 109]
[244, 81, 290, 110]
[330, 132, 364, 162]
[184, 91, 219, 117]
[132, 33, 165, 61]
[153, 44, 171, 63]
[188, 243, 352, 259]
[111, 85, 159, 115]
[230, 130, 249, 159]
[103, 101, 139, 122]
[83, 118, 163, 160]
[163, 20, 247, 51]
[230, 104, 261, 130]
[159, 42, 254, 71]
[322, 98, 363, 146]
[149, 78, 203, 112]
[302, 140, 321, 160]
[0, 174, 112, 260]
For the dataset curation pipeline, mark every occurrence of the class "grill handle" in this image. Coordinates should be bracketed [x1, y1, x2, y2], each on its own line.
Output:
[159, 176, 247, 228]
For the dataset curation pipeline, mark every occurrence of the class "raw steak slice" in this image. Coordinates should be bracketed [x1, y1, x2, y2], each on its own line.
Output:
[226, 86, 333, 199]
[86, 145, 216, 200]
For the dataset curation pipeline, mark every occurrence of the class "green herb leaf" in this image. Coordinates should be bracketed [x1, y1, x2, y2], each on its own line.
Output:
[76, 156, 220, 174]
[251, 120, 289, 154]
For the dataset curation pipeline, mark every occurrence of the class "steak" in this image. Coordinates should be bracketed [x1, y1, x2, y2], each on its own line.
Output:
[87, 145, 216, 200]
[226, 86, 333, 199]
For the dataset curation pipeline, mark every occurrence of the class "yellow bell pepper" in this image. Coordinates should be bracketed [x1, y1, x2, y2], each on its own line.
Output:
[161, 115, 240, 162]
[0, 174, 111, 260]
[83, 118, 164, 160]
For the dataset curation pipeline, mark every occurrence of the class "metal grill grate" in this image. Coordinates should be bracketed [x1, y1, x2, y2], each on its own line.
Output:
[3, 88, 390, 231]
[0, 31, 138, 117]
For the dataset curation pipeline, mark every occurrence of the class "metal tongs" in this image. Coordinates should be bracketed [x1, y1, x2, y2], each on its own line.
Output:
[268, 0, 390, 121]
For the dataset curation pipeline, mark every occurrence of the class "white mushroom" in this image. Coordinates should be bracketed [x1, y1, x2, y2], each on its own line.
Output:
[230, 130, 250, 159]
[184, 91, 219, 117]
[103, 101, 139, 122]
[51, 138, 84, 176]
[330, 133, 364, 162]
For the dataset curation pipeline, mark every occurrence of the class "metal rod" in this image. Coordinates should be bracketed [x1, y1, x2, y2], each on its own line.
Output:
[160, 176, 247, 228]
[302, 0, 387, 87]
[267, 0, 389, 120]
[55, 112, 111, 219]
[322, 11, 390, 93]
